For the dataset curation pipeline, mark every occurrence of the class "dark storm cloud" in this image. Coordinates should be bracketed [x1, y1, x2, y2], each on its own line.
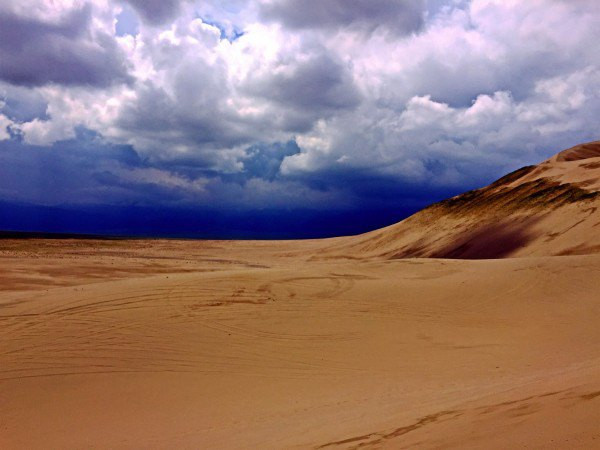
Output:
[0, 4, 131, 87]
[0, 128, 294, 207]
[260, 0, 426, 35]
[0, 129, 141, 205]
[0, 132, 454, 238]
[124, 0, 183, 25]
[0, 126, 450, 210]
[284, 163, 474, 209]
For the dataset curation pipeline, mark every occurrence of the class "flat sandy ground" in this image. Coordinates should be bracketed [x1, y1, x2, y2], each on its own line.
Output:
[1, 239, 599, 448]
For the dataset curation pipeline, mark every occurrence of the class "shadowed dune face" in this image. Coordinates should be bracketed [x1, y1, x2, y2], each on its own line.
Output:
[388, 219, 541, 260]
[430, 219, 541, 260]
[325, 141, 600, 260]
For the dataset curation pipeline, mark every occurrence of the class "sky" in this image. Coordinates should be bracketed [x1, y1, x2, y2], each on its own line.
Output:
[0, 0, 599, 238]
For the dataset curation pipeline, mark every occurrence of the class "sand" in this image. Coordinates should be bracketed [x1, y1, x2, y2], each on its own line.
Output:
[1, 239, 599, 449]
[1, 142, 600, 448]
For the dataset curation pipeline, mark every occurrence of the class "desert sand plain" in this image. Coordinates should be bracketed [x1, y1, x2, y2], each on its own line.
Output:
[1, 143, 600, 449]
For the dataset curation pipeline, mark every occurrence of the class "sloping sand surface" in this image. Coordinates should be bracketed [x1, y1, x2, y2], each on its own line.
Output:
[1, 241, 599, 448]
[2, 143, 600, 448]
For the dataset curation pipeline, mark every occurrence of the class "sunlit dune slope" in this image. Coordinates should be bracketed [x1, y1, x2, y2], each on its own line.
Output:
[325, 141, 600, 259]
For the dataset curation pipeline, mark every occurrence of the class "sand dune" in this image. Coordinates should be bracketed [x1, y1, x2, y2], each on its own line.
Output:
[325, 141, 600, 259]
[1, 142, 600, 448]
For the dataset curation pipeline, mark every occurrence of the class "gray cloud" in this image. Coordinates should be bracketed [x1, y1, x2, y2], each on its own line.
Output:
[115, 59, 254, 161]
[124, 0, 183, 26]
[242, 141, 301, 181]
[0, 84, 48, 122]
[248, 53, 360, 111]
[244, 51, 361, 133]
[260, 0, 425, 35]
[0, 4, 131, 87]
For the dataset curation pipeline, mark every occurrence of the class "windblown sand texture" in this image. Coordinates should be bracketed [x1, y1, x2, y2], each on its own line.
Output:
[1, 142, 599, 448]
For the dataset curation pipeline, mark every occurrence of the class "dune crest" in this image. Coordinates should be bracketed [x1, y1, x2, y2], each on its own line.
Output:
[550, 140, 600, 162]
[325, 141, 600, 259]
